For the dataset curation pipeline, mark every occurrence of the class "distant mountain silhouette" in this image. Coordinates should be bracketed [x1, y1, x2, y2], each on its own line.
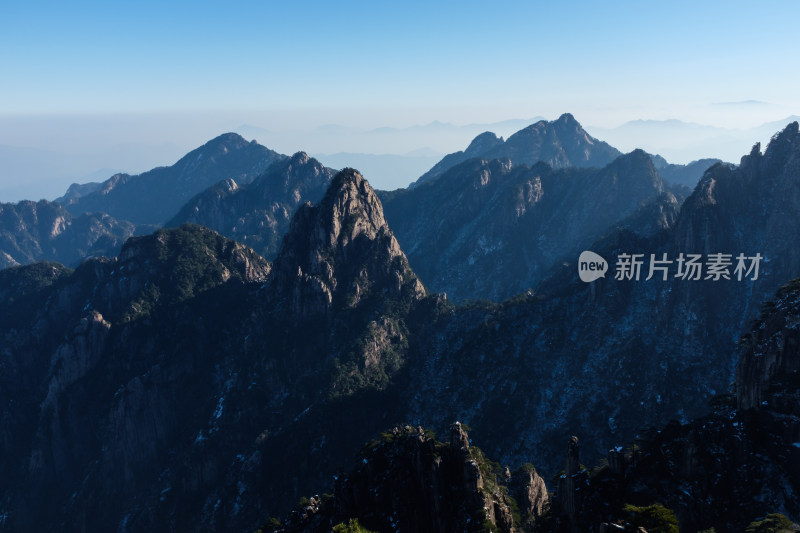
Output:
[60, 133, 285, 225]
[412, 113, 622, 186]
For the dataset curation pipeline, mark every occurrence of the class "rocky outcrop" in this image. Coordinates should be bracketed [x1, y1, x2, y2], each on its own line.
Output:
[166, 152, 335, 261]
[270, 168, 424, 318]
[509, 463, 549, 528]
[412, 130, 505, 187]
[737, 279, 800, 412]
[0, 199, 138, 268]
[280, 423, 537, 532]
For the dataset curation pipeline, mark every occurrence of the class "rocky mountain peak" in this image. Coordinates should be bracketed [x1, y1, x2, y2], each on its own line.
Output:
[272, 152, 330, 192]
[289, 151, 311, 165]
[280, 425, 539, 532]
[738, 122, 800, 176]
[762, 121, 800, 174]
[602, 148, 662, 189]
[105, 225, 271, 319]
[556, 112, 578, 124]
[500, 114, 621, 168]
[271, 168, 424, 316]
[464, 131, 504, 156]
[200, 131, 251, 152]
[317, 168, 391, 247]
[413, 113, 622, 187]
[61, 133, 285, 225]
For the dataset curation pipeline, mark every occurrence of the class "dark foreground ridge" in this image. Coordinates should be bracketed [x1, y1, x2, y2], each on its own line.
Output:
[268, 279, 800, 532]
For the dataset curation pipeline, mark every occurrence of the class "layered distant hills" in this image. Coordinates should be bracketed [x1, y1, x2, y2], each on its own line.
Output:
[0, 115, 721, 288]
[1, 116, 800, 532]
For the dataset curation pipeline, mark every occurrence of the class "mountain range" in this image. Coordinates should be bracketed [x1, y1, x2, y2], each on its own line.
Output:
[381, 148, 680, 301]
[0, 115, 717, 298]
[0, 116, 799, 532]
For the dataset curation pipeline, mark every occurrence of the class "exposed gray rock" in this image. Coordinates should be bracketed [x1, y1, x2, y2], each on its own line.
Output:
[0, 199, 138, 268]
[166, 152, 335, 261]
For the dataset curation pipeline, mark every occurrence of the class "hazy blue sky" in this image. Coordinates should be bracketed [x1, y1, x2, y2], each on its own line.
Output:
[2, 1, 800, 198]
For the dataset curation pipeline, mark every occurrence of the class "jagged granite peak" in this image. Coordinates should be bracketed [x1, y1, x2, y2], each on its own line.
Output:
[270, 168, 424, 317]
[594, 148, 663, 194]
[166, 151, 335, 260]
[57, 181, 103, 203]
[675, 121, 800, 263]
[413, 113, 621, 186]
[465, 130, 504, 155]
[738, 122, 800, 177]
[278, 424, 546, 532]
[61, 133, 286, 225]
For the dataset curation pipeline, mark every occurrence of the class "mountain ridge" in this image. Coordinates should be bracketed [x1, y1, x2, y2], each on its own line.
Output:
[166, 151, 335, 261]
[60, 133, 285, 225]
[412, 113, 622, 187]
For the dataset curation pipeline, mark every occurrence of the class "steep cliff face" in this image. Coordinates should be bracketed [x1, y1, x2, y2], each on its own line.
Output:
[166, 152, 335, 260]
[382, 149, 666, 302]
[61, 133, 285, 225]
[554, 278, 800, 532]
[279, 423, 547, 533]
[736, 279, 800, 414]
[270, 168, 424, 319]
[0, 199, 138, 268]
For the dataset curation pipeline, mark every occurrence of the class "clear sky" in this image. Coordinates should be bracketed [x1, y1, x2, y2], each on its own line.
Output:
[1, 1, 800, 198]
